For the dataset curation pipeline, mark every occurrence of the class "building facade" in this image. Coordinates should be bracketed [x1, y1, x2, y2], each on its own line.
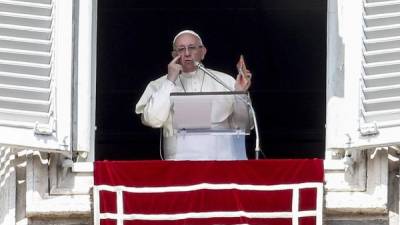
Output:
[0, 0, 400, 224]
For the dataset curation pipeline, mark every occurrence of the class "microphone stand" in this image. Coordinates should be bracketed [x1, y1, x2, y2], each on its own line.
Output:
[195, 62, 262, 159]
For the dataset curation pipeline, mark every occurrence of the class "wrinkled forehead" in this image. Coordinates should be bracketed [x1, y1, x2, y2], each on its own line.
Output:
[173, 30, 203, 47]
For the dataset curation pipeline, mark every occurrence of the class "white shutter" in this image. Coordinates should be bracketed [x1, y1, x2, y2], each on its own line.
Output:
[0, 0, 72, 152]
[325, 0, 390, 212]
[356, 0, 400, 147]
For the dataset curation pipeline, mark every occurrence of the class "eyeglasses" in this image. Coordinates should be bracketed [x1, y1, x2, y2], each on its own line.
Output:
[174, 45, 203, 54]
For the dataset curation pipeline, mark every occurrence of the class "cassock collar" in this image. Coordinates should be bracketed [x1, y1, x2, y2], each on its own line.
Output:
[180, 70, 200, 80]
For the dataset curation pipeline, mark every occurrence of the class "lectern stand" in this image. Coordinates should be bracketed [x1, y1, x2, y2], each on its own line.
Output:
[170, 91, 251, 160]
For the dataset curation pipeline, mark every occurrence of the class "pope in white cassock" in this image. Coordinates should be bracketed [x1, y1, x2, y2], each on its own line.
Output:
[135, 30, 253, 160]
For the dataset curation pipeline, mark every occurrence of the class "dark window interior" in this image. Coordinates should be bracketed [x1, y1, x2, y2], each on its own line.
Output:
[95, 0, 327, 160]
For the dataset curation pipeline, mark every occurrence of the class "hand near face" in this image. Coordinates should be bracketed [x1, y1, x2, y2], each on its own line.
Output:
[167, 55, 182, 82]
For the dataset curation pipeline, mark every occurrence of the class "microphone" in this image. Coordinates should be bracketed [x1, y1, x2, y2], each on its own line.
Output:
[194, 61, 262, 159]
[194, 61, 234, 92]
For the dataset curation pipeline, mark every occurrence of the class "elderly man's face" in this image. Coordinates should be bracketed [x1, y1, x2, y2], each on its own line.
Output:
[173, 33, 207, 72]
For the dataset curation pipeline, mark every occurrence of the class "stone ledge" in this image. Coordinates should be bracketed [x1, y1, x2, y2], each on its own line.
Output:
[325, 215, 388, 225]
[26, 194, 91, 218]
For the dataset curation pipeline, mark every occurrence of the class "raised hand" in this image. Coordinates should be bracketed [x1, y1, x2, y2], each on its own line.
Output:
[234, 55, 252, 91]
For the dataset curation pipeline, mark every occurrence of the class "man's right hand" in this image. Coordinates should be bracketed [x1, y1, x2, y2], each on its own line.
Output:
[167, 55, 182, 82]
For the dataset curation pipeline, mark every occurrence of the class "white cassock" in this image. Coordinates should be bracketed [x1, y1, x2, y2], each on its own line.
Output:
[135, 68, 251, 160]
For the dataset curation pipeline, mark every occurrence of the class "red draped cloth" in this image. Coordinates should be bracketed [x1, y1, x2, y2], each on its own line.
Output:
[94, 160, 324, 225]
